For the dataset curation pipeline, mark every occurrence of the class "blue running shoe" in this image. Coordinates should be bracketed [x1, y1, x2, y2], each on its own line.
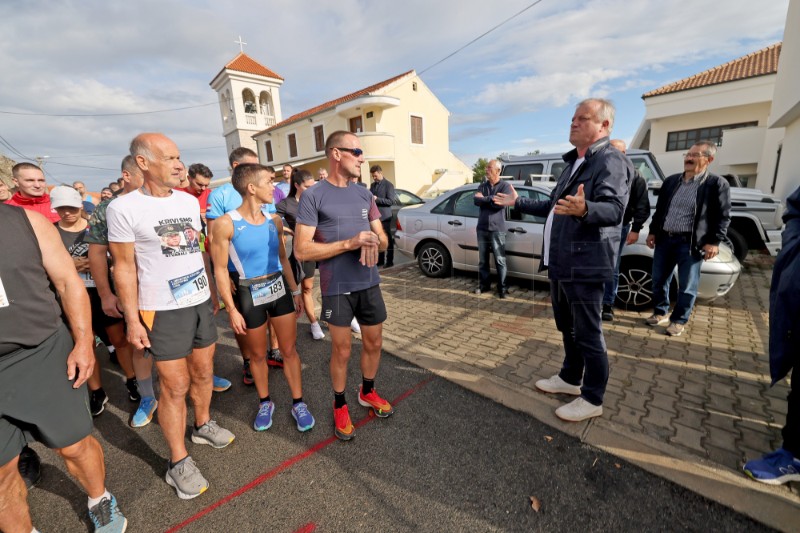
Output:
[212, 375, 231, 392]
[744, 448, 800, 485]
[291, 402, 315, 432]
[88, 493, 127, 532]
[253, 400, 274, 431]
[130, 396, 158, 428]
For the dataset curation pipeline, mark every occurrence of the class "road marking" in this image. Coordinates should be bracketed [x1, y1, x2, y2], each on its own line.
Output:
[164, 376, 433, 532]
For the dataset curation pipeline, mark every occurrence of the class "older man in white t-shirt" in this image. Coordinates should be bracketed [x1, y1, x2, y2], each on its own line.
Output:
[108, 133, 234, 500]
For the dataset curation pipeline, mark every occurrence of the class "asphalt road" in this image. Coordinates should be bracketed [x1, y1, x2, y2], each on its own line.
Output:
[26, 316, 771, 532]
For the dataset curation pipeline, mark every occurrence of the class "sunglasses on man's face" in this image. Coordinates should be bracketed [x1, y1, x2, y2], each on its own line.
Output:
[334, 147, 364, 157]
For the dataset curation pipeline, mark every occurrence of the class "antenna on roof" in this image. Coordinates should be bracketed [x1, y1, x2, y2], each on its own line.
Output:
[234, 35, 247, 52]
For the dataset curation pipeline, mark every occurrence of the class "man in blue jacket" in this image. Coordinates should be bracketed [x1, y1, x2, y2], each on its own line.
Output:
[743, 185, 800, 484]
[474, 159, 513, 298]
[494, 98, 631, 421]
[645, 142, 731, 336]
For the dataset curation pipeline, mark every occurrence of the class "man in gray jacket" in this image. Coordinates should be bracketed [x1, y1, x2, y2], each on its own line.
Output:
[494, 98, 631, 421]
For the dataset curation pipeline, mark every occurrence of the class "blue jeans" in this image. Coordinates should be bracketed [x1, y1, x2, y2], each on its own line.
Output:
[603, 224, 631, 306]
[477, 230, 507, 293]
[551, 280, 608, 406]
[651, 234, 703, 324]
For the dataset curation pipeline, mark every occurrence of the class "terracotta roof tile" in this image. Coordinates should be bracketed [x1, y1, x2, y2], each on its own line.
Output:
[260, 70, 416, 133]
[218, 52, 283, 80]
[643, 42, 781, 98]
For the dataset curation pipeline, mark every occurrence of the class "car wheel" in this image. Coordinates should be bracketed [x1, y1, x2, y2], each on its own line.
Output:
[417, 242, 451, 278]
[616, 258, 655, 311]
[726, 228, 748, 262]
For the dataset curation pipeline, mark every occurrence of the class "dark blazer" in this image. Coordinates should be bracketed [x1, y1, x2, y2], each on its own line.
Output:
[769, 185, 800, 384]
[648, 171, 731, 259]
[624, 170, 650, 232]
[369, 178, 396, 222]
[514, 137, 631, 282]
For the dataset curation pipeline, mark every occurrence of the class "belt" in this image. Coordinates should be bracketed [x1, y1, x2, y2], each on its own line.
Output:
[663, 230, 692, 238]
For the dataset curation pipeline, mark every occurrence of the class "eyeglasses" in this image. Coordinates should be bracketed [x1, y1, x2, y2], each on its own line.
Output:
[683, 152, 708, 158]
[333, 147, 364, 157]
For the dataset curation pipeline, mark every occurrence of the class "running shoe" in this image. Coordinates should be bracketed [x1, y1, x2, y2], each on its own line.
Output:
[88, 493, 127, 532]
[334, 404, 355, 441]
[242, 359, 254, 386]
[350, 318, 361, 334]
[191, 420, 235, 448]
[89, 494, 128, 533]
[90, 388, 109, 417]
[126, 377, 140, 402]
[212, 375, 231, 392]
[743, 448, 800, 485]
[253, 400, 275, 431]
[18, 445, 41, 489]
[267, 349, 284, 368]
[358, 386, 394, 417]
[165, 457, 208, 500]
[310, 322, 325, 340]
[130, 396, 158, 428]
[291, 402, 315, 432]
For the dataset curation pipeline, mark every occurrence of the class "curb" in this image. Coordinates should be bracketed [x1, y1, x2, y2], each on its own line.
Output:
[381, 330, 800, 533]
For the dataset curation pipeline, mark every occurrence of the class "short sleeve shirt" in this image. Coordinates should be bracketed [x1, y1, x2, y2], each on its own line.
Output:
[296, 180, 381, 296]
[84, 198, 114, 245]
[107, 190, 209, 311]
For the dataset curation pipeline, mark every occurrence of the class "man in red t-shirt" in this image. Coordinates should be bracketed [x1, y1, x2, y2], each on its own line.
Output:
[4, 162, 60, 223]
[178, 163, 213, 227]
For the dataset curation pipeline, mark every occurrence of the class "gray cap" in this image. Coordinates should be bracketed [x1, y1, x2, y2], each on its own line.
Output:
[50, 186, 83, 209]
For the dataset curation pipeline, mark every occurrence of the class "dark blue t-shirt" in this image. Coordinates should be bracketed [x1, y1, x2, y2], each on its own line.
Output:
[297, 180, 382, 296]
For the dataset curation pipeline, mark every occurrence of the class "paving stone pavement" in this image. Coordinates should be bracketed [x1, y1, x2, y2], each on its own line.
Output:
[369, 253, 799, 527]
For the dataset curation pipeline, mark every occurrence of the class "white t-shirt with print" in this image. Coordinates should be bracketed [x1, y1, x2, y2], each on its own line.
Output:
[107, 189, 210, 311]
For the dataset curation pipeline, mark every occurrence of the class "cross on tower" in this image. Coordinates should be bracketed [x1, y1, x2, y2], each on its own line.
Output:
[234, 35, 247, 52]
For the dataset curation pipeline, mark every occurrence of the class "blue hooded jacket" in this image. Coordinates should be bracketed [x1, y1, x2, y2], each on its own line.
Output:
[769, 185, 800, 384]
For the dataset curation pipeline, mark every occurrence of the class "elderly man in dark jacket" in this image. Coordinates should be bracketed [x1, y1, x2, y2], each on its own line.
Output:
[645, 141, 731, 336]
[495, 98, 631, 422]
[743, 185, 800, 485]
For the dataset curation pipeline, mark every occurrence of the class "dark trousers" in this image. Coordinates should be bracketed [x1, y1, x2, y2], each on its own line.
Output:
[784, 357, 799, 456]
[551, 280, 609, 406]
[477, 230, 507, 293]
[378, 218, 394, 266]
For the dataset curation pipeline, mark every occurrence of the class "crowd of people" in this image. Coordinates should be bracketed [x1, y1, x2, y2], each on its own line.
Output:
[0, 100, 797, 532]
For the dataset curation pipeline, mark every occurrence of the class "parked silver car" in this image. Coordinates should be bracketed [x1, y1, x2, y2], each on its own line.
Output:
[395, 182, 741, 310]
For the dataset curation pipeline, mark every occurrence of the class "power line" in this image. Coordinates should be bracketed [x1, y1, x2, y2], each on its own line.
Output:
[0, 101, 218, 118]
[419, 0, 544, 76]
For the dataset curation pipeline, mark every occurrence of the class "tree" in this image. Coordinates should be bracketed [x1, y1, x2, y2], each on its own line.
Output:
[472, 158, 488, 183]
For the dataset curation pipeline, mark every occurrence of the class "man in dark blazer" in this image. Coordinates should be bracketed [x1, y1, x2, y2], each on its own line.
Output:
[369, 165, 397, 268]
[494, 98, 631, 422]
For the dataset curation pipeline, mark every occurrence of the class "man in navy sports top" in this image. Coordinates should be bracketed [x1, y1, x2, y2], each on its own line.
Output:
[295, 130, 392, 441]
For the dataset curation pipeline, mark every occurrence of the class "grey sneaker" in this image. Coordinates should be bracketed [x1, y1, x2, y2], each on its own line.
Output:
[191, 420, 235, 449]
[645, 314, 669, 326]
[165, 456, 208, 500]
[666, 322, 685, 336]
[535, 374, 581, 395]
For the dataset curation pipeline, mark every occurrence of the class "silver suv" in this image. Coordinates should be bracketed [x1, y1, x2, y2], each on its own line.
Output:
[500, 149, 784, 261]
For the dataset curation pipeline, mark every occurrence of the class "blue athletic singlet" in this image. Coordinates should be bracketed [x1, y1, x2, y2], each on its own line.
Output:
[227, 211, 282, 279]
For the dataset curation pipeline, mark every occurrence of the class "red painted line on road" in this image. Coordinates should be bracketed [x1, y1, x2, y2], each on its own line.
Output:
[164, 375, 433, 532]
[293, 522, 317, 533]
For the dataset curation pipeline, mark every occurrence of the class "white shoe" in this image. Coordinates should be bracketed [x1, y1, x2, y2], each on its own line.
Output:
[535, 374, 581, 395]
[310, 322, 325, 340]
[555, 397, 603, 422]
[350, 318, 361, 334]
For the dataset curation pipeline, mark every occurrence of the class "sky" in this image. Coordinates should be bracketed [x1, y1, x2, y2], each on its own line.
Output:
[0, 0, 790, 192]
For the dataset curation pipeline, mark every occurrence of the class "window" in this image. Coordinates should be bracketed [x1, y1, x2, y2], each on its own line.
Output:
[509, 189, 549, 223]
[288, 133, 297, 158]
[501, 163, 544, 181]
[666, 122, 758, 151]
[549, 162, 567, 182]
[349, 116, 363, 133]
[264, 141, 274, 162]
[410, 115, 423, 144]
[453, 191, 480, 218]
[314, 125, 325, 152]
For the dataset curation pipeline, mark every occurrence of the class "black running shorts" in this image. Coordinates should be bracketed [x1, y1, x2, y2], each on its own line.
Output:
[0, 324, 93, 466]
[231, 271, 296, 329]
[138, 299, 218, 361]
[87, 288, 123, 345]
[321, 284, 387, 327]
